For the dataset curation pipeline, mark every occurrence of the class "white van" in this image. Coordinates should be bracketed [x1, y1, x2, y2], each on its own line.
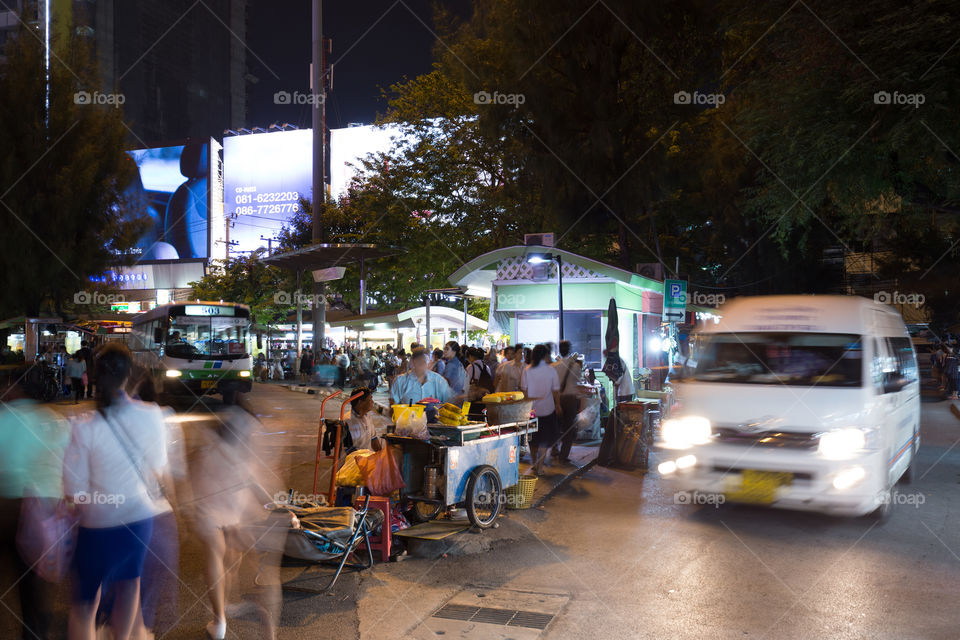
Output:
[658, 295, 920, 517]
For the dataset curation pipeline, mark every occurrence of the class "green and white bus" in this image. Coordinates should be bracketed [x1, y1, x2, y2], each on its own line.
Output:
[130, 302, 253, 404]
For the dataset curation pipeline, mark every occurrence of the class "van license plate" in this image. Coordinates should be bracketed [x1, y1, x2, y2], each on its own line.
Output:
[724, 470, 793, 504]
[201, 380, 217, 390]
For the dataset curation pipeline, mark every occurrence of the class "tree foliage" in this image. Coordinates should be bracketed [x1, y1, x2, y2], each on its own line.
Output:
[0, 19, 148, 317]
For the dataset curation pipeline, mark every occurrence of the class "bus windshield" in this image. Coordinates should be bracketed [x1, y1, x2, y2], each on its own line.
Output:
[166, 315, 249, 360]
[690, 332, 863, 387]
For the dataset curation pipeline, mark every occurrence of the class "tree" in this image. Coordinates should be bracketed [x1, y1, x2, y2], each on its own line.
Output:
[0, 17, 148, 317]
[188, 250, 290, 327]
[718, 0, 960, 309]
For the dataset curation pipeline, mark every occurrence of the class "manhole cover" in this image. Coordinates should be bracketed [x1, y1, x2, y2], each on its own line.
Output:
[415, 587, 568, 639]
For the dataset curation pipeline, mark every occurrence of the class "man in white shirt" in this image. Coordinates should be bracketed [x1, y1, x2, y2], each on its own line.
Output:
[551, 340, 583, 463]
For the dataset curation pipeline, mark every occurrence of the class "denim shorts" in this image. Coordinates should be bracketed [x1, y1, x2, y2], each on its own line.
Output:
[72, 517, 154, 603]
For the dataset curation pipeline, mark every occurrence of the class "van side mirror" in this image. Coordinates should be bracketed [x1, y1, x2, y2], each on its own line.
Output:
[154, 328, 163, 344]
[256, 333, 263, 350]
[882, 374, 908, 394]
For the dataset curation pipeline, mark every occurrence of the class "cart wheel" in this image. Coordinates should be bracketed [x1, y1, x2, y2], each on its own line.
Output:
[465, 465, 502, 529]
[407, 500, 442, 523]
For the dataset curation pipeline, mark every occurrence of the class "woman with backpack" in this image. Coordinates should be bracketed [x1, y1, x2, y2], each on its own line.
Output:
[465, 347, 495, 401]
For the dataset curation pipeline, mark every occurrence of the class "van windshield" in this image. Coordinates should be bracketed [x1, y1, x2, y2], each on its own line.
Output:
[690, 333, 863, 387]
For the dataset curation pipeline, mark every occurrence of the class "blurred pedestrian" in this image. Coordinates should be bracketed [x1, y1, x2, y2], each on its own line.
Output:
[552, 340, 583, 463]
[521, 344, 562, 475]
[441, 342, 466, 396]
[79, 341, 95, 399]
[0, 367, 71, 640]
[188, 408, 281, 640]
[494, 344, 524, 393]
[62, 343, 169, 640]
[66, 352, 86, 404]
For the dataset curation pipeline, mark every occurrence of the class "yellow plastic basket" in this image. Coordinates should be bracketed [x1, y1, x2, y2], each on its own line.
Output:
[505, 474, 538, 509]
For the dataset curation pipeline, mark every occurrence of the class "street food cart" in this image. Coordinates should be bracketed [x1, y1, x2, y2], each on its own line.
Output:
[385, 418, 538, 529]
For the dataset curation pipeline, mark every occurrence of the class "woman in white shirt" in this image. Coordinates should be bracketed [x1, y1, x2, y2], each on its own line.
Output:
[520, 344, 563, 475]
[63, 344, 169, 640]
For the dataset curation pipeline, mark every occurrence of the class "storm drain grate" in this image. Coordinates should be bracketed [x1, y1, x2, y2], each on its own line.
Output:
[508, 611, 554, 630]
[432, 604, 556, 630]
[433, 604, 479, 621]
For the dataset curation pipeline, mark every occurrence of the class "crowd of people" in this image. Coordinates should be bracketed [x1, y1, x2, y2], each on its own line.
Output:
[930, 341, 960, 399]
[0, 343, 281, 640]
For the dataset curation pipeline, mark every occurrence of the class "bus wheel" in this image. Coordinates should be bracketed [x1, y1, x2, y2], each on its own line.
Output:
[222, 390, 237, 405]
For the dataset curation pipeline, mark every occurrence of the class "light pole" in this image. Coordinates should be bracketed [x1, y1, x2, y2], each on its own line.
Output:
[527, 253, 564, 341]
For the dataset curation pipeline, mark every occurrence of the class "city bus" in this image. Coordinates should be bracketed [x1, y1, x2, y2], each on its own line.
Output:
[130, 302, 253, 404]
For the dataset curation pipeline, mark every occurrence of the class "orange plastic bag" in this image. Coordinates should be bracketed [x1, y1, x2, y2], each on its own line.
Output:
[357, 445, 405, 496]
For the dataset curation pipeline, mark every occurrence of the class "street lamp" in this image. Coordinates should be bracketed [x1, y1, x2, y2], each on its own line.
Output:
[527, 252, 564, 341]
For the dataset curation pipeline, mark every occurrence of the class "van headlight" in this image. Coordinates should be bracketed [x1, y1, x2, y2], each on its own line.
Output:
[165, 369, 182, 378]
[661, 416, 712, 449]
[818, 428, 866, 460]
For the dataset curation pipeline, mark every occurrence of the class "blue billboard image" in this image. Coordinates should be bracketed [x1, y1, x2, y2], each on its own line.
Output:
[223, 129, 313, 253]
[125, 141, 211, 260]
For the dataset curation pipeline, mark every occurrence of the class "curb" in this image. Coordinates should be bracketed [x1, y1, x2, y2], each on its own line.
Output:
[530, 457, 598, 509]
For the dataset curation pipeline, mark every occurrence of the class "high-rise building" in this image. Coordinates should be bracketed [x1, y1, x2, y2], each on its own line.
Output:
[0, 0, 250, 145]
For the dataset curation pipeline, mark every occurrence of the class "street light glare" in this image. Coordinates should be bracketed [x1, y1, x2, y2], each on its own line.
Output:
[526, 253, 553, 265]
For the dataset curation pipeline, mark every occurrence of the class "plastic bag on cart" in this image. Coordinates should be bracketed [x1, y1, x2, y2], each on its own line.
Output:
[574, 397, 601, 440]
[396, 410, 428, 440]
[336, 449, 374, 487]
[357, 445, 405, 496]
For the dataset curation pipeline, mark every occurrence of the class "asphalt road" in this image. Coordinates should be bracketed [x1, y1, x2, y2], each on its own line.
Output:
[5, 385, 960, 639]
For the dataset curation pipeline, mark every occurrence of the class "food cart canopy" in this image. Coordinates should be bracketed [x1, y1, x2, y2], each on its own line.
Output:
[259, 243, 403, 272]
[329, 306, 488, 332]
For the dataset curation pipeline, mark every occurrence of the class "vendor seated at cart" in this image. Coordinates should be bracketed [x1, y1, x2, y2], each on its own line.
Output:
[346, 386, 382, 451]
[390, 348, 454, 405]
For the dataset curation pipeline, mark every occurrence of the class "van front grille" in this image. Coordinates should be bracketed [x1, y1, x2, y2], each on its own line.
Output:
[713, 427, 818, 450]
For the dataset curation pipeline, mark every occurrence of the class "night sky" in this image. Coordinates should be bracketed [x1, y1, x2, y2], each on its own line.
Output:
[246, 0, 472, 130]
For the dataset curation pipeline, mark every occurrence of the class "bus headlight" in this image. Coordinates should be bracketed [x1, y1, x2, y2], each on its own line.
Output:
[661, 416, 712, 449]
[239, 370, 251, 377]
[165, 369, 182, 378]
[818, 428, 866, 460]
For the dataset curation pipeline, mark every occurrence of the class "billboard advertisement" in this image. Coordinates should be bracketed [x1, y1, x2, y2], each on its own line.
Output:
[223, 129, 313, 254]
[329, 124, 398, 199]
[124, 139, 218, 261]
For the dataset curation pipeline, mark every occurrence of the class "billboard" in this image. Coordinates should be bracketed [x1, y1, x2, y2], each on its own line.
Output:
[329, 124, 398, 199]
[124, 139, 218, 261]
[223, 129, 313, 254]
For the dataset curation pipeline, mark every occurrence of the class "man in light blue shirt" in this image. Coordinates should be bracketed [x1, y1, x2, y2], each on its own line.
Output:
[391, 349, 453, 405]
[441, 341, 466, 396]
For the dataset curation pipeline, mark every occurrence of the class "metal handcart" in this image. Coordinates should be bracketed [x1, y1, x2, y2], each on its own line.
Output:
[385, 418, 538, 529]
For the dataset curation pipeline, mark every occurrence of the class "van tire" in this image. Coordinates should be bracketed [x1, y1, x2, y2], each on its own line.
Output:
[870, 485, 893, 523]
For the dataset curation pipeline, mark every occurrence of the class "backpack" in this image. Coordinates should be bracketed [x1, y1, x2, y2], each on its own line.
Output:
[476, 362, 495, 394]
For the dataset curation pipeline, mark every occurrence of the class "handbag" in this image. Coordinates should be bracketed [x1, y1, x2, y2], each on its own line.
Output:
[16, 491, 78, 583]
